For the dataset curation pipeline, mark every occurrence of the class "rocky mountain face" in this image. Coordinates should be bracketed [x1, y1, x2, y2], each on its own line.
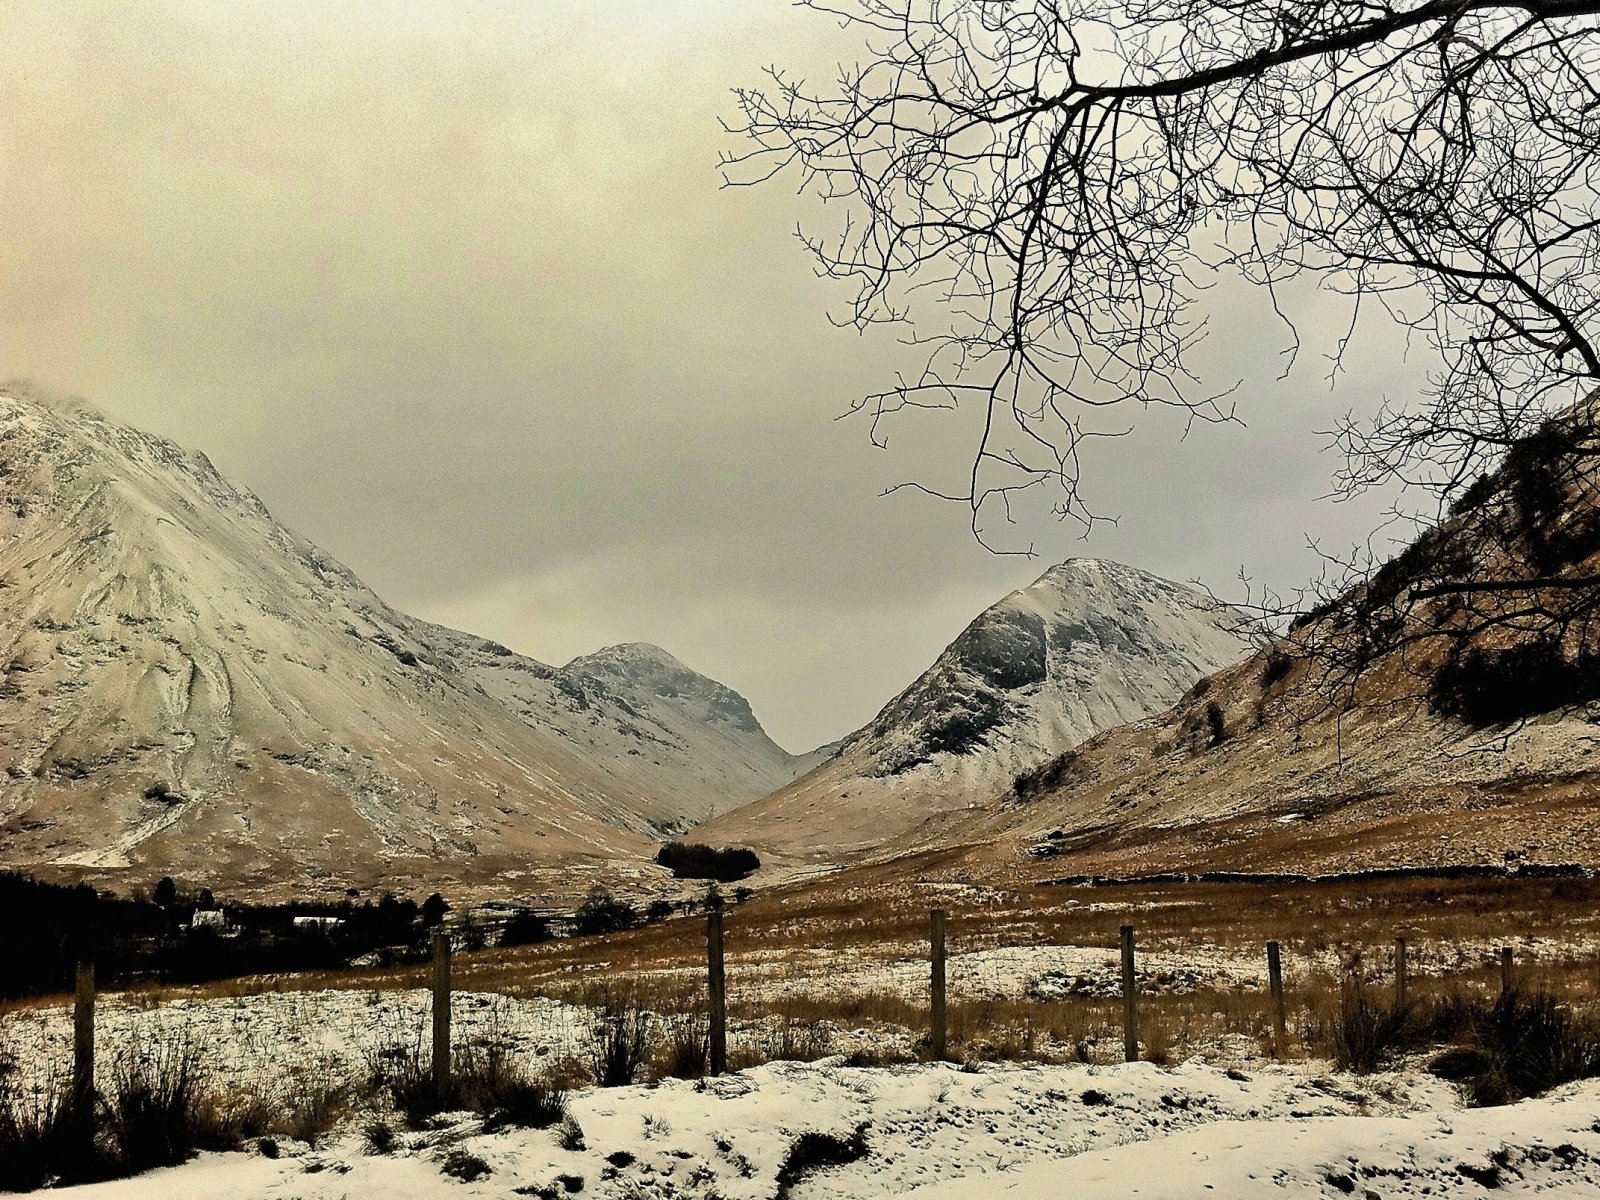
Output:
[696, 559, 1260, 860]
[0, 389, 810, 896]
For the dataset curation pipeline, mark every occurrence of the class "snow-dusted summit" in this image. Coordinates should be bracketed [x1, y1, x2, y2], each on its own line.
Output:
[697, 559, 1259, 859]
[0, 387, 809, 895]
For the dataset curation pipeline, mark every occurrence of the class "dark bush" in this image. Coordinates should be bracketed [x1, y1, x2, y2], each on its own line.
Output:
[1448, 989, 1600, 1106]
[1260, 648, 1293, 690]
[106, 1036, 212, 1171]
[1449, 471, 1501, 517]
[499, 910, 553, 947]
[1013, 749, 1082, 800]
[440, 1148, 491, 1182]
[0, 1062, 71, 1192]
[573, 891, 641, 936]
[1329, 980, 1418, 1075]
[644, 899, 676, 924]
[363, 1118, 397, 1155]
[655, 843, 761, 883]
[1431, 640, 1600, 726]
[589, 1008, 653, 1088]
[372, 1030, 564, 1129]
[658, 1013, 710, 1080]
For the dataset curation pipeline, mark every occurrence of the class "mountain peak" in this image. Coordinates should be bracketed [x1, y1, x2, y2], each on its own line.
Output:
[0, 394, 814, 890]
[572, 642, 682, 669]
[695, 556, 1261, 859]
[564, 642, 765, 736]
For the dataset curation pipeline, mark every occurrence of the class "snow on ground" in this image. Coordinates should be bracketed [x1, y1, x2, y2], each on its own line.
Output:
[9, 979, 1600, 1197]
[0, 989, 595, 1096]
[591, 929, 1600, 1009]
[41, 1058, 1600, 1199]
[724, 942, 1267, 1002]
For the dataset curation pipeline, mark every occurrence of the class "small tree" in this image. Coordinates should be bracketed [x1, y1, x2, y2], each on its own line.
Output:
[421, 893, 449, 927]
[152, 877, 177, 908]
[499, 910, 553, 947]
[573, 891, 641, 937]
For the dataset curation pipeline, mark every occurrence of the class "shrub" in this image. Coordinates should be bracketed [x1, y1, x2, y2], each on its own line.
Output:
[440, 1148, 491, 1182]
[775, 1125, 869, 1197]
[500, 910, 553, 947]
[657, 1013, 710, 1080]
[368, 1034, 439, 1126]
[589, 1007, 653, 1088]
[273, 1066, 348, 1148]
[454, 1042, 566, 1131]
[363, 1118, 397, 1155]
[655, 843, 761, 883]
[370, 1025, 564, 1129]
[0, 1054, 72, 1192]
[105, 1033, 214, 1171]
[1328, 980, 1416, 1074]
[1428, 988, 1600, 1106]
[1260, 648, 1293, 690]
[573, 891, 641, 937]
[557, 1115, 586, 1151]
[1012, 749, 1082, 800]
[743, 1017, 832, 1067]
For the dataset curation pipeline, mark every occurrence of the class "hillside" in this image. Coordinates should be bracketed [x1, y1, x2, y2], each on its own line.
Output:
[901, 399, 1600, 883]
[0, 388, 811, 897]
[697, 559, 1259, 860]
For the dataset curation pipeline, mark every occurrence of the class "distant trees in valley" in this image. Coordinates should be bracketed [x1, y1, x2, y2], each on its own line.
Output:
[655, 842, 761, 882]
[0, 871, 430, 999]
[0, 867, 750, 997]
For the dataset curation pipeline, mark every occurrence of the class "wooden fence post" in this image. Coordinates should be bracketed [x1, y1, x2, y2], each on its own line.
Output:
[1120, 924, 1139, 1063]
[930, 909, 948, 1061]
[431, 932, 451, 1098]
[707, 909, 727, 1076]
[1394, 937, 1409, 1008]
[73, 961, 95, 1143]
[1500, 946, 1514, 996]
[1266, 941, 1288, 1059]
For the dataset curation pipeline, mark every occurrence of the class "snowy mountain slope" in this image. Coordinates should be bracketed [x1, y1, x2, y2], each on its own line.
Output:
[427, 633, 818, 833]
[0, 388, 807, 894]
[698, 559, 1259, 859]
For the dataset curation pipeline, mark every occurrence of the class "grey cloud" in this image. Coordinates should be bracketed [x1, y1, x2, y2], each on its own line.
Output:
[1, 0, 1432, 749]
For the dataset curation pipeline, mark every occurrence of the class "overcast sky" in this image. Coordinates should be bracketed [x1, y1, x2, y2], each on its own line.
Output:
[0, 1, 1434, 751]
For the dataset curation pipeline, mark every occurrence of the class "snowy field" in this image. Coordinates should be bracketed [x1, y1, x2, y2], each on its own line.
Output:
[8, 928, 1600, 1198]
[32, 1057, 1600, 1199]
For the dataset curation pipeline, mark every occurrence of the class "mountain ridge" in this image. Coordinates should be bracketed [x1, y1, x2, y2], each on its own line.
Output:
[696, 557, 1261, 861]
[0, 388, 812, 895]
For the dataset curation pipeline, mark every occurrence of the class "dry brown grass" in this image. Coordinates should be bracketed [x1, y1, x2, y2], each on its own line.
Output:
[9, 873, 1599, 1086]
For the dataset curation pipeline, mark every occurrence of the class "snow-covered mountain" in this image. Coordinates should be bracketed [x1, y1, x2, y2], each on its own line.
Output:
[696, 559, 1259, 860]
[0, 388, 811, 894]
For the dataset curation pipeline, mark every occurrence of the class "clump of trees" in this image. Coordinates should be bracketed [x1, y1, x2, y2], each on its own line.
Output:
[0, 872, 429, 999]
[573, 890, 642, 936]
[655, 842, 761, 883]
[498, 910, 553, 947]
[1432, 640, 1600, 727]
